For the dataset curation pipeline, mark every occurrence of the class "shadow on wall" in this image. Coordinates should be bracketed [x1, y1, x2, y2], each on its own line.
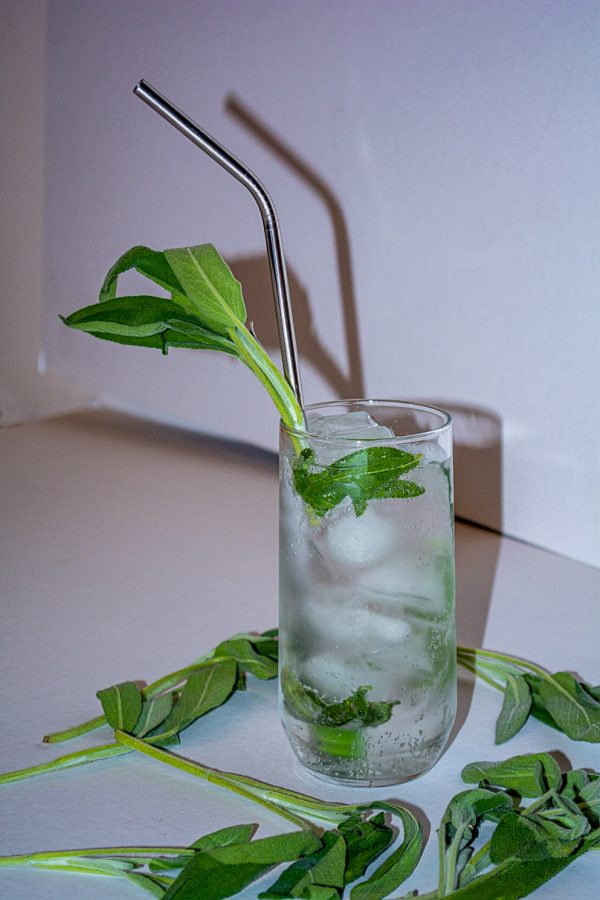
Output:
[427, 401, 503, 745]
[229, 254, 360, 400]
[442, 400, 503, 649]
[228, 97, 505, 735]
[226, 94, 365, 399]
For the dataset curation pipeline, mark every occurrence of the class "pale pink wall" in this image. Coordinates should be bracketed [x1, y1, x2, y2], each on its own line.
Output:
[5, 0, 599, 566]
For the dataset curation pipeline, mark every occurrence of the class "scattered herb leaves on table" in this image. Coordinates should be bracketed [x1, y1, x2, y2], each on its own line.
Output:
[2, 753, 598, 898]
[456, 646, 600, 744]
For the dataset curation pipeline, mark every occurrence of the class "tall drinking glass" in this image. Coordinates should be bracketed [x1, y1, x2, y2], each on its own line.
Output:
[279, 400, 455, 785]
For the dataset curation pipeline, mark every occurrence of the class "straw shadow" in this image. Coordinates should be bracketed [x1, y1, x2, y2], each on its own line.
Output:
[229, 254, 355, 399]
[226, 95, 365, 398]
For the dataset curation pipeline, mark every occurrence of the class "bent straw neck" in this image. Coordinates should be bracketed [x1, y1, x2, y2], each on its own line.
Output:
[133, 79, 304, 410]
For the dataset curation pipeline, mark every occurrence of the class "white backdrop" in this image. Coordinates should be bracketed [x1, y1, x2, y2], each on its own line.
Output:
[26, 0, 600, 567]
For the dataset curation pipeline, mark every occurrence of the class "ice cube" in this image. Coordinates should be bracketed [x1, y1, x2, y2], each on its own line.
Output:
[302, 586, 414, 651]
[306, 411, 395, 465]
[405, 440, 447, 464]
[301, 654, 360, 696]
[307, 410, 395, 440]
[314, 501, 399, 569]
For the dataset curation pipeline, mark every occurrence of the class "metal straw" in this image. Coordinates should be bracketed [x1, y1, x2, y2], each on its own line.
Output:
[133, 79, 304, 408]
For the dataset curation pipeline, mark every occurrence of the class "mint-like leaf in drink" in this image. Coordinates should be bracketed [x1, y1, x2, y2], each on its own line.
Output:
[293, 445, 424, 518]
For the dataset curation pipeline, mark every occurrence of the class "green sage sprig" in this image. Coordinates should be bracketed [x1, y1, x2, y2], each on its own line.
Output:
[2, 753, 598, 899]
[0, 805, 421, 900]
[417, 752, 600, 899]
[61, 243, 433, 517]
[0, 630, 278, 786]
[61, 243, 304, 434]
[456, 647, 600, 744]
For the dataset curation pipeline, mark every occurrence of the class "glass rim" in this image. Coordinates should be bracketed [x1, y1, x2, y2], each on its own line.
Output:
[281, 399, 452, 442]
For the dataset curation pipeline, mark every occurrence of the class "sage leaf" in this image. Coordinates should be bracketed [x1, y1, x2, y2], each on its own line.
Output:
[349, 802, 423, 899]
[214, 639, 278, 680]
[462, 752, 562, 796]
[297, 888, 339, 899]
[495, 673, 532, 744]
[537, 671, 600, 742]
[157, 659, 237, 737]
[437, 789, 514, 893]
[458, 647, 600, 745]
[562, 768, 593, 799]
[99, 245, 185, 302]
[281, 669, 394, 730]
[163, 244, 246, 335]
[133, 694, 173, 738]
[162, 830, 321, 900]
[259, 831, 346, 898]
[578, 778, 600, 828]
[293, 446, 422, 518]
[523, 673, 562, 731]
[150, 824, 256, 874]
[337, 813, 393, 883]
[190, 823, 256, 852]
[61, 296, 239, 357]
[489, 811, 577, 863]
[63, 296, 199, 337]
[530, 793, 591, 844]
[444, 841, 593, 899]
[96, 681, 143, 732]
[369, 479, 426, 502]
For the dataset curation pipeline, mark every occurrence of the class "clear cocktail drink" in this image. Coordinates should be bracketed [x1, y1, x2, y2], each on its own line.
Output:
[279, 401, 456, 785]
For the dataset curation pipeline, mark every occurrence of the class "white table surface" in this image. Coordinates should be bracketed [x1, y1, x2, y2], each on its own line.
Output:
[1, 409, 598, 899]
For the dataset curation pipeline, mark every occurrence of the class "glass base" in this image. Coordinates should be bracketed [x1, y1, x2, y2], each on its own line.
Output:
[297, 762, 433, 789]
[284, 717, 448, 787]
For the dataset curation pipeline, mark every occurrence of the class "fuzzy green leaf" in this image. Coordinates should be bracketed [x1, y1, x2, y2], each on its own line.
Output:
[190, 824, 256, 852]
[149, 824, 257, 875]
[157, 659, 237, 738]
[281, 669, 394, 729]
[63, 295, 197, 337]
[99, 244, 185, 301]
[578, 778, 600, 828]
[537, 672, 600, 742]
[213, 639, 278, 680]
[489, 811, 578, 864]
[133, 694, 174, 738]
[61, 296, 239, 357]
[349, 802, 423, 899]
[444, 840, 594, 899]
[259, 831, 346, 898]
[163, 244, 246, 335]
[293, 446, 423, 518]
[495, 673, 532, 744]
[162, 831, 321, 900]
[461, 753, 562, 796]
[437, 789, 514, 892]
[96, 681, 143, 732]
[338, 813, 393, 884]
